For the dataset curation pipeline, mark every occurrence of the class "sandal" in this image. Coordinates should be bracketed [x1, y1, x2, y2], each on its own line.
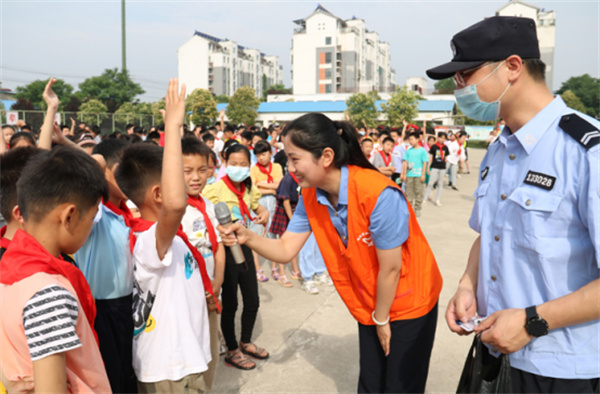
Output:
[278, 275, 293, 288]
[291, 270, 302, 280]
[271, 268, 280, 281]
[256, 270, 268, 282]
[240, 342, 269, 360]
[225, 349, 256, 370]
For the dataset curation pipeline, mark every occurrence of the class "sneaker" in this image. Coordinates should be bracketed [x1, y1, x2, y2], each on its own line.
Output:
[435, 200, 442, 207]
[301, 280, 319, 295]
[451, 186, 459, 191]
[220, 344, 227, 356]
[314, 272, 333, 286]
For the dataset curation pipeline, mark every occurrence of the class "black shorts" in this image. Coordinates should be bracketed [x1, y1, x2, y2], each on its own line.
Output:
[95, 294, 138, 393]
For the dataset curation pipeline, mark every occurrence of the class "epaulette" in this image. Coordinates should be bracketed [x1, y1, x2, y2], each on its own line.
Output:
[558, 113, 600, 150]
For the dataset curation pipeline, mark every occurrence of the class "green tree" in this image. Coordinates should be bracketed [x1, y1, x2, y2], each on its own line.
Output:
[186, 88, 218, 127]
[136, 102, 155, 129]
[560, 90, 587, 114]
[433, 78, 456, 94]
[555, 74, 599, 117]
[262, 83, 292, 101]
[0, 101, 5, 123]
[79, 68, 145, 113]
[346, 92, 378, 128]
[367, 90, 382, 102]
[151, 99, 166, 124]
[14, 78, 74, 110]
[214, 95, 229, 103]
[226, 86, 260, 126]
[380, 86, 421, 127]
[79, 99, 108, 125]
[114, 102, 137, 124]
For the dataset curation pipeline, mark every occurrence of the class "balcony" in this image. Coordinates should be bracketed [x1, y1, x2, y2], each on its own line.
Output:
[294, 27, 306, 34]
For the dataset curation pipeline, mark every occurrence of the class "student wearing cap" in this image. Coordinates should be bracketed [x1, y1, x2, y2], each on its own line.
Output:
[428, 16, 600, 392]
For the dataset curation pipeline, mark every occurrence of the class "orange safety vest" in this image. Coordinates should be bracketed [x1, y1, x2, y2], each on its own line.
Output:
[302, 165, 443, 325]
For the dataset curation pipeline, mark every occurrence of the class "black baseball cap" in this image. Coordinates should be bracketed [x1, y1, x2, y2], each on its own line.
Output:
[426, 16, 540, 80]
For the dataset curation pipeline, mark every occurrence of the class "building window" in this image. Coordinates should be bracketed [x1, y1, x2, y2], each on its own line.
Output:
[325, 52, 332, 64]
[325, 69, 332, 79]
[325, 37, 331, 45]
[325, 84, 332, 93]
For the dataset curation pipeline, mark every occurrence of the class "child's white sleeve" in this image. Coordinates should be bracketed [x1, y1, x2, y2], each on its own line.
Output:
[133, 223, 173, 271]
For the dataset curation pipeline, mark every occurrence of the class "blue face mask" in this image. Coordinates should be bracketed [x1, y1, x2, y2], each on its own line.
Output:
[226, 166, 250, 182]
[454, 61, 511, 122]
[207, 176, 216, 185]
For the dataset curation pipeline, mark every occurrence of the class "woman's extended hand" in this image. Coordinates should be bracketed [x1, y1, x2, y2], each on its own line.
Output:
[217, 222, 250, 246]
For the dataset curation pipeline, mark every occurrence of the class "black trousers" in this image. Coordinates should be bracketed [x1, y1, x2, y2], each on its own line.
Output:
[95, 294, 137, 394]
[358, 303, 438, 393]
[511, 367, 599, 393]
[220, 244, 260, 351]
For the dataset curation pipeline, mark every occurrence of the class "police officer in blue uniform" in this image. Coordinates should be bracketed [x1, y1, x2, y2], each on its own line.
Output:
[427, 16, 600, 392]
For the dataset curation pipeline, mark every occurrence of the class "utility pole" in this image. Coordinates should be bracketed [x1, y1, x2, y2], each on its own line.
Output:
[121, 0, 126, 71]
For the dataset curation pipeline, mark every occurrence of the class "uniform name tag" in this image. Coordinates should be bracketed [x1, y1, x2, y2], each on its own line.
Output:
[524, 171, 556, 191]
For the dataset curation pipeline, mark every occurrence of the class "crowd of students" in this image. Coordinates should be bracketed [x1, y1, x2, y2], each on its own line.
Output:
[0, 77, 349, 393]
[0, 77, 464, 393]
[359, 122, 469, 215]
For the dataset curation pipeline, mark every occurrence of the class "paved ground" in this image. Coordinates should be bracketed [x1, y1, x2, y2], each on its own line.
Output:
[212, 148, 487, 393]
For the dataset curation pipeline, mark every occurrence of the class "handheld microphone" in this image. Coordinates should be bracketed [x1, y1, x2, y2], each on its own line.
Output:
[214, 202, 245, 264]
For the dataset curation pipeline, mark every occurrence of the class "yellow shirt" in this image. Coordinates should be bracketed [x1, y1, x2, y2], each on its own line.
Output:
[250, 162, 284, 184]
[202, 179, 262, 226]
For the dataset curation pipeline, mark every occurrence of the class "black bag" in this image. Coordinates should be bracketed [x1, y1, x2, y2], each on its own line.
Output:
[456, 334, 513, 393]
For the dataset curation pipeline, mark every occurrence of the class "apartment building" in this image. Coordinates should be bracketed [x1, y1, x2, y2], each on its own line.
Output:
[291, 5, 395, 95]
[178, 31, 283, 98]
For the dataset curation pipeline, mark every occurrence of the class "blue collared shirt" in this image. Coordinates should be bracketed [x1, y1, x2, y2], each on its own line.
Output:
[287, 166, 409, 250]
[469, 97, 600, 379]
[74, 203, 133, 299]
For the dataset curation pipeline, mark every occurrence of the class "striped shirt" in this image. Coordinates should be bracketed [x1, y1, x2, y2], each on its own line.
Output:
[22, 284, 82, 361]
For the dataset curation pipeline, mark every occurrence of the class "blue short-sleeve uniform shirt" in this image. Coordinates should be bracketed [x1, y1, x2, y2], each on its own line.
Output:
[469, 96, 600, 379]
[287, 166, 409, 250]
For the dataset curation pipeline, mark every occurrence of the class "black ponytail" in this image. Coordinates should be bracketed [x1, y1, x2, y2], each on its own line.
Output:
[283, 113, 377, 171]
[223, 142, 253, 191]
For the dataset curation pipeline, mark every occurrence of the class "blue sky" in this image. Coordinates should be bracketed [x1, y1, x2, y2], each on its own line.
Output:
[1, 0, 598, 102]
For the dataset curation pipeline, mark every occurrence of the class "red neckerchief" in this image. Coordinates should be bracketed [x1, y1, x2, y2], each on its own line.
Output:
[456, 140, 462, 156]
[0, 229, 99, 344]
[103, 199, 133, 227]
[186, 195, 218, 256]
[128, 217, 219, 312]
[379, 150, 392, 166]
[256, 162, 273, 183]
[436, 143, 445, 160]
[222, 175, 254, 225]
[0, 226, 10, 250]
[290, 173, 299, 184]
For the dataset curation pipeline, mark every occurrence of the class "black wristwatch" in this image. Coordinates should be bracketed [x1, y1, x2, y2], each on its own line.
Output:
[525, 305, 548, 337]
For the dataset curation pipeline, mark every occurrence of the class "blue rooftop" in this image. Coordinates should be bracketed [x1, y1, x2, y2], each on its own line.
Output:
[216, 100, 455, 114]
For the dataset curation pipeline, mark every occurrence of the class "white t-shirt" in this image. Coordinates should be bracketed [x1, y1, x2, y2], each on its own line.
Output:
[181, 198, 222, 281]
[132, 223, 211, 383]
[446, 140, 466, 165]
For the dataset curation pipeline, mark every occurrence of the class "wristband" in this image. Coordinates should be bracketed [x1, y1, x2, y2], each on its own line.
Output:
[372, 311, 390, 326]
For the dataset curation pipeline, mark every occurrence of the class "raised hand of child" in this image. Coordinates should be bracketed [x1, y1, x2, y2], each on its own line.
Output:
[42, 78, 59, 110]
[164, 79, 186, 129]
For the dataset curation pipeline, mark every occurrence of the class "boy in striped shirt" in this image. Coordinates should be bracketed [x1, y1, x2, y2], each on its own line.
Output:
[0, 147, 111, 393]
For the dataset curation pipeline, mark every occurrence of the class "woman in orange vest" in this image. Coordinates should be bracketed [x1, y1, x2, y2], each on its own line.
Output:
[219, 113, 443, 393]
